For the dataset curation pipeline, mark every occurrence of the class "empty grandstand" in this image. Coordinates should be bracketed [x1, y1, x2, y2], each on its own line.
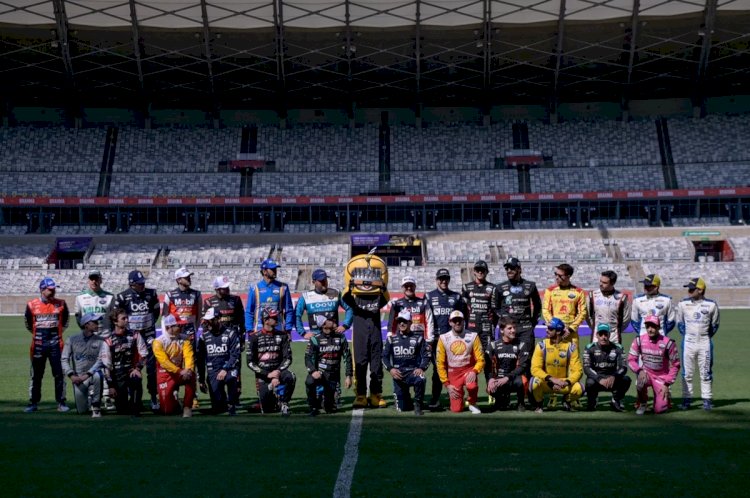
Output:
[1, 0, 750, 312]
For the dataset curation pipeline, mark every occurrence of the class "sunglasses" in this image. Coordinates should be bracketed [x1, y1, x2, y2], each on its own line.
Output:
[554, 273, 568, 278]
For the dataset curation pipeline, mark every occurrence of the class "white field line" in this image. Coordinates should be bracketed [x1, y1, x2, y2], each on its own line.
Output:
[333, 408, 365, 498]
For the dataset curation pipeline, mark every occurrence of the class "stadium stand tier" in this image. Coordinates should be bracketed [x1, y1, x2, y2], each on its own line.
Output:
[391, 123, 513, 171]
[258, 124, 379, 172]
[669, 115, 750, 164]
[528, 120, 660, 167]
[530, 164, 665, 193]
[0, 126, 105, 173]
[113, 128, 241, 173]
[674, 163, 750, 189]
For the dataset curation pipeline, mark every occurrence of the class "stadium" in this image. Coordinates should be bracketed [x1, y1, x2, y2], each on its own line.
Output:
[1, 0, 750, 496]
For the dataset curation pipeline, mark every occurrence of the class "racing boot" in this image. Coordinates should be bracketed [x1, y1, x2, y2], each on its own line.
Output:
[414, 402, 424, 416]
[427, 397, 442, 411]
[369, 393, 386, 408]
[352, 395, 368, 409]
[547, 394, 558, 409]
[610, 399, 625, 412]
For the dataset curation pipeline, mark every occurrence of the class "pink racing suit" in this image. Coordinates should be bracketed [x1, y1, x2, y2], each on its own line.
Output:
[628, 334, 680, 414]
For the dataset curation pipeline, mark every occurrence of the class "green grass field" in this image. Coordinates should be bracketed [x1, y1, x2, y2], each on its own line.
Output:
[1, 312, 749, 497]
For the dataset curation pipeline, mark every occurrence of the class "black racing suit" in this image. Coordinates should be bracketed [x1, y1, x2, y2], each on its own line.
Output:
[197, 325, 241, 413]
[425, 288, 466, 405]
[105, 330, 149, 415]
[493, 278, 542, 372]
[202, 294, 246, 348]
[382, 332, 431, 411]
[487, 339, 530, 409]
[247, 329, 296, 412]
[114, 287, 160, 399]
[342, 292, 388, 397]
[387, 296, 434, 339]
[304, 332, 353, 412]
[583, 341, 632, 407]
[461, 280, 498, 379]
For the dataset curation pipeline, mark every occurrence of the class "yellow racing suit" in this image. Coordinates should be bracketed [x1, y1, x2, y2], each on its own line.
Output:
[542, 284, 587, 345]
[530, 338, 583, 403]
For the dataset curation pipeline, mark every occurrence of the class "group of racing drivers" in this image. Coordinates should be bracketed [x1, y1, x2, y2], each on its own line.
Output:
[23, 256, 719, 417]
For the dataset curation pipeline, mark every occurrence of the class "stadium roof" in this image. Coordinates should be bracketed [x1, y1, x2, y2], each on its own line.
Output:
[1, 1, 750, 112]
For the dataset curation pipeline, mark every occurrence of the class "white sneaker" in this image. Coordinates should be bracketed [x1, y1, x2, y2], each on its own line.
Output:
[57, 403, 70, 413]
[91, 409, 102, 418]
[182, 407, 193, 418]
[635, 405, 646, 416]
[468, 404, 481, 415]
[150, 398, 160, 411]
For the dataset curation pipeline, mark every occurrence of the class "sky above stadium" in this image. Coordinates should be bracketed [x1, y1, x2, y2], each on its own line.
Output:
[2, 0, 750, 29]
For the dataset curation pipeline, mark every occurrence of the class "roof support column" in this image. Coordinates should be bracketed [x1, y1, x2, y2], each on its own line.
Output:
[414, 0, 422, 126]
[128, 0, 150, 124]
[622, 0, 640, 119]
[482, 0, 493, 123]
[199, 0, 220, 125]
[693, 0, 718, 116]
[51, 0, 79, 124]
[344, 0, 355, 125]
[550, 0, 566, 122]
[273, 0, 288, 124]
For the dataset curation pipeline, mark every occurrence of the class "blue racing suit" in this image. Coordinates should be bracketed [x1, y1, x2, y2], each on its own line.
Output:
[245, 279, 294, 333]
[295, 287, 353, 336]
[382, 331, 431, 411]
[197, 325, 241, 413]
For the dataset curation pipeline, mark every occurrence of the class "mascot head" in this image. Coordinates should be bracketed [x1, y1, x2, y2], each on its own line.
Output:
[344, 253, 389, 299]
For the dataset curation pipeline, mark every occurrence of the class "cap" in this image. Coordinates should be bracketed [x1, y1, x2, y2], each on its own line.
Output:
[547, 317, 566, 332]
[684, 277, 706, 291]
[314, 314, 330, 328]
[260, 258, 279, 270]
[401, 276, 416, 287]
[312, 269, 328, 281]
[39, 277, 56, 291]
[202, 308, 217, 321]
[644, 315, 660, 327]
[128, 270, 146, 284]
[80, 312, 103, 326]
[174, 267, 193, 279]
[397, 310, 412, 322]
[87, 270, 102, 279]
[641, 274, 661, 287]
[262, 308, 280, 321]
[213, 275, 231, 289]
[473, 260, 489, 271]
[503, 257, 521, 269]
[596, 323, 611, 335]
[449, 310, 464, 321]
[436, 268, 451, 279]
[162, 314, 186, 328]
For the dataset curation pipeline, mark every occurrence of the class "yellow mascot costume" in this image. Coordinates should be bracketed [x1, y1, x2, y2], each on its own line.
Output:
[342, 252, 390, 408]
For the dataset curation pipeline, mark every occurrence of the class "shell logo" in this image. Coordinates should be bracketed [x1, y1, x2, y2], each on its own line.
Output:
[449, 340, 467, 355]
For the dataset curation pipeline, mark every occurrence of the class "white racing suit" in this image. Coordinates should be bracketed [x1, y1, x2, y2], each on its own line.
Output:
[675, 297, 719, 401]
[631, 293, 675, 336]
